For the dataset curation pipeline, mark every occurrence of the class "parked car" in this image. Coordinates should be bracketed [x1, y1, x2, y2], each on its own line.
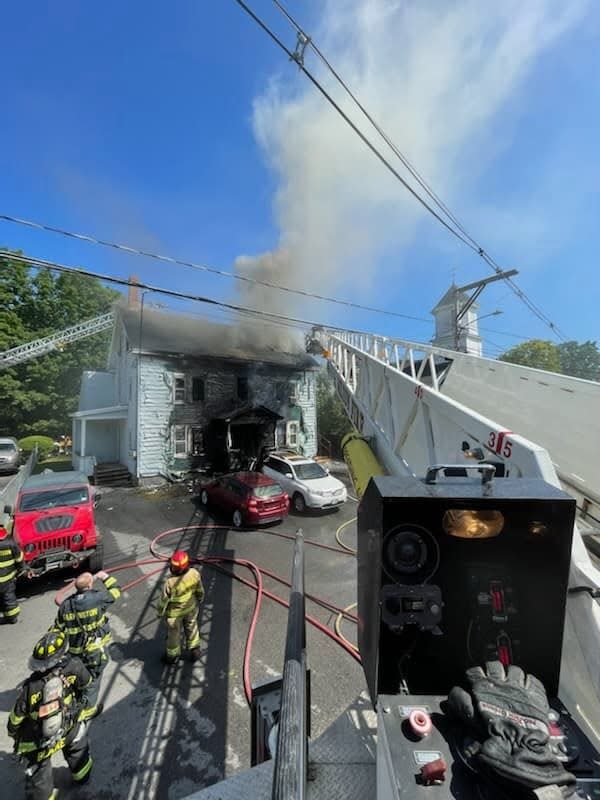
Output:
[0, 437, 21, 475]
[199, 471, 289, 528]
[3, 470, 103, 578]
[260, 451, 347, 513]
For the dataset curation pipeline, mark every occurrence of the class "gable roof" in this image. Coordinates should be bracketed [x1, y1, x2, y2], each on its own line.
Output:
[117, 304, 319, 370]
[430, 283, 480, 314]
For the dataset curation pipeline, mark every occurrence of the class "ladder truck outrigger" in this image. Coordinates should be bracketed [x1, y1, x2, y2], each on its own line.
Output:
[191, 327, 600, 800]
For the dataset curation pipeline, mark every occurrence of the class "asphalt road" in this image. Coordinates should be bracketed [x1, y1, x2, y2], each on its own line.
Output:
[0, 481, 364, 799]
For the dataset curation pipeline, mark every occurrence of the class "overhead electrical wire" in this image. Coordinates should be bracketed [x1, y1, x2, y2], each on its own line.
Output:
[0, 249, 419, 340]
[234, 0, 567, 340]
[232, 0, 478, 253]
[0, 214, 430, 325]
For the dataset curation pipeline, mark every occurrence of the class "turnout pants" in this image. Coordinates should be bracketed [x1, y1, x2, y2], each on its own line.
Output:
[80, 644, 109, 721]
[165, 608, 200, 658]
[0, 578, 19, 622]
[24, 722, 93, 800]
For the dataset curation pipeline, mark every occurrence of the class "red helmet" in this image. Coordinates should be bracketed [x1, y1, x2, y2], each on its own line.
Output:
[170, 550, 190, 574]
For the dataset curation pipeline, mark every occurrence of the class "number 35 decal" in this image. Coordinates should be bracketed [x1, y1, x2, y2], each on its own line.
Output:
[488, 430, 513, 458]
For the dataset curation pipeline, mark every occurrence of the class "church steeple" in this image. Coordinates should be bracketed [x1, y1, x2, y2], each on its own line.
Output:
[430, 282, 483, 355]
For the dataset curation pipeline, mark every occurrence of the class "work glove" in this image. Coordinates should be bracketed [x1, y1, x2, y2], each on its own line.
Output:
[448, 661, 576, 799]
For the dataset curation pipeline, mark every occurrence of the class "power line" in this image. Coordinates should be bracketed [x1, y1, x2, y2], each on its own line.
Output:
[0, 250, 420, 341]
[232, 0, 480, 254]
[0, 214, 430, 325]
[0, 250, 534, 361]
[239, 0, 567, 340]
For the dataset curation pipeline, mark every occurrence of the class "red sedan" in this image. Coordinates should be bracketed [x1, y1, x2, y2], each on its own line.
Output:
[199, 471, 289, 528]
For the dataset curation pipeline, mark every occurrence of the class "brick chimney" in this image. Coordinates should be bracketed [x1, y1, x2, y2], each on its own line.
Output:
[128, 275, 140, 307]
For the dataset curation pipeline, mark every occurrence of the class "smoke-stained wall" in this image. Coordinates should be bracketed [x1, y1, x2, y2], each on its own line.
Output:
[136, 354, 317, 477]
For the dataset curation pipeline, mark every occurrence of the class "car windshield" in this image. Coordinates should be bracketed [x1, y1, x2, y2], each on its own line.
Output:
[0, 443, 16, 452]
[20, 486, 89, 512]
[294, 462, 328, 480]
[252, 484, 283, 498]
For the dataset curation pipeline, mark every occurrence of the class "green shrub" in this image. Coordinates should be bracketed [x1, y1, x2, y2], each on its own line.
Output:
[18, 435, 55, 462]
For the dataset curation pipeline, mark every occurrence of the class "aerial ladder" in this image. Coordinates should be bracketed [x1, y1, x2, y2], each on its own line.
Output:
[0, 311, 115, 369]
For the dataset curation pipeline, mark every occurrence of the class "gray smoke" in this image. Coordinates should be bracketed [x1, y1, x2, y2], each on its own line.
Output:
[236, 0, 587, 324]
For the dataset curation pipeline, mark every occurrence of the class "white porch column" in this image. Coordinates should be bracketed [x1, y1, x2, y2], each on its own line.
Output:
[81, 418, 87, 458]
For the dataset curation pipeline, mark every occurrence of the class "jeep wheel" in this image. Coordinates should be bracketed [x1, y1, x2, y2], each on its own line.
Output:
[88, 543, 104, 573]
[200, 489, 209, 507]
[292, 493, 306, 513]
[232, 509, 243, 529]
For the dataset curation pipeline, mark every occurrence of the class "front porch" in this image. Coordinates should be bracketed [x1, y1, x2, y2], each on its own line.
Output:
[71, 405, 129, 478]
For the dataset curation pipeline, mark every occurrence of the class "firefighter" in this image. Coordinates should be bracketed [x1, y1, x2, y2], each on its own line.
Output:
[53, 569, 121, 721]
[0, 529, 24, 624]
[158, 550, 204, 664]
[7, 630, 94, 800]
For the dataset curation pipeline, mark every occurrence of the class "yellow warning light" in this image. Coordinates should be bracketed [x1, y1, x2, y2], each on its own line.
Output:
[442, 509, 504, 539]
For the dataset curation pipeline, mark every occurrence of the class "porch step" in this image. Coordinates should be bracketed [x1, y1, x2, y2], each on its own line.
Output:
[94, 462, 133, 487]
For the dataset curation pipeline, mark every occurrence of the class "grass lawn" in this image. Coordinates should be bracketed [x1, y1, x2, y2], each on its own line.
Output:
[32, 455, 74, 474]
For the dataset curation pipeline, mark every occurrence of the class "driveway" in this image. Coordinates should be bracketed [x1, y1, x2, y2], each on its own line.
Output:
[0, 482, 364, 799]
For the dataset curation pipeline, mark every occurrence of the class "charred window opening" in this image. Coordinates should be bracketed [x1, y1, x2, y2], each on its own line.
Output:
[237, 376, 249, 402]
[192, 377, 205, 402]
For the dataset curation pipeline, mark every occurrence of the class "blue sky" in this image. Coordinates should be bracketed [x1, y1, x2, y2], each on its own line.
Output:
[1, 1, 598, 357]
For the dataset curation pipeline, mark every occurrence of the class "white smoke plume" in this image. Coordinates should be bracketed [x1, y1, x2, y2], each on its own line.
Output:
[236, 0, 588, 321]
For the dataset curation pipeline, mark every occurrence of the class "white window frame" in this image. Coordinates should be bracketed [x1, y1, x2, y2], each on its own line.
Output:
[286, 421, 300, 448]
[173, 424, 188, 457]
[173, 373, 186, 405]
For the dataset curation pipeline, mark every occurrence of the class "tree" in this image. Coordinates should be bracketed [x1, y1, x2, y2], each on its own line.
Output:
[557, 341, 600, 382]
[499, 340, 561, 372]
[499, 338, 600, 381]
[316, 370, 352, 457]
[0, 251, 120, 438]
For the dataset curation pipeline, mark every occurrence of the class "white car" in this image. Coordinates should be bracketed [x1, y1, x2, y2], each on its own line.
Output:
[261, 451, 347, 513]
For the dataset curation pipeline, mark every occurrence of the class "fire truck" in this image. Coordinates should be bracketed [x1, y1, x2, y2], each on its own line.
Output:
[189, 327, 600, 800]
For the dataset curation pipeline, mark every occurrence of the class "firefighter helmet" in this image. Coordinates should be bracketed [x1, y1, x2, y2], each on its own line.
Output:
[170, 550, 190, 574]
[29, 630, 69, 672]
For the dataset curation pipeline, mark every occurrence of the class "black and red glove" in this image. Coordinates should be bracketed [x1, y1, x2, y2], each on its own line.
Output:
[448, 661, 576, 799]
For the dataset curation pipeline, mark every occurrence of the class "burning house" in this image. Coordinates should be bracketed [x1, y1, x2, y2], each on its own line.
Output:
[71, 302, 319, 484]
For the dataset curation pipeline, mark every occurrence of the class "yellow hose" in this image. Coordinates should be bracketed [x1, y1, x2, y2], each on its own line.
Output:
[335, 602, 358, 652]
[335, 516, 357, 555]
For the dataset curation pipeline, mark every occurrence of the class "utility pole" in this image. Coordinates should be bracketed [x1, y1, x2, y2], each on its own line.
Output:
[453, 269, 518, 351]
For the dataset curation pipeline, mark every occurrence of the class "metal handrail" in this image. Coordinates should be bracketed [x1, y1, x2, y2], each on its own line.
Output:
[272, 529, 307, 800]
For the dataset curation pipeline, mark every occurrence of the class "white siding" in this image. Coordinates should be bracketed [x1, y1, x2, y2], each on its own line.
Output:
[295, 372, 317, 457]
[138, 356, 174, 477]
[78, 371, 116, 411]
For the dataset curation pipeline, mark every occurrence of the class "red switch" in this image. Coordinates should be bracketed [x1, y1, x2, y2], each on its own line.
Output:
[420, 757, 447, 784]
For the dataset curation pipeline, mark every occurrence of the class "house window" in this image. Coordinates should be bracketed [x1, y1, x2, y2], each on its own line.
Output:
[237, 376, 248, 402]
[173, 425, 187, 456]
[192, 377, 205, 402]
[286, 421, 300, 448]
[191, 427, 204, 455]
[173, 373, 186, 404]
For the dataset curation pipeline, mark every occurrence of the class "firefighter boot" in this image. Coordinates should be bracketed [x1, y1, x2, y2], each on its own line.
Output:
[191, 647, 201, 662]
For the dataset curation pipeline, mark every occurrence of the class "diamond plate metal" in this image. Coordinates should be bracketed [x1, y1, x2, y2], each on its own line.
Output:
[186, 696, 377, 799]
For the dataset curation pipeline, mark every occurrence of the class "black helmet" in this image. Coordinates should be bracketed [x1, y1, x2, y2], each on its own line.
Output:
[29, 630, 69, 672]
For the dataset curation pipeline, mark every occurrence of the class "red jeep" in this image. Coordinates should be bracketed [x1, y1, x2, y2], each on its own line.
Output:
[3, 470, 103, 578]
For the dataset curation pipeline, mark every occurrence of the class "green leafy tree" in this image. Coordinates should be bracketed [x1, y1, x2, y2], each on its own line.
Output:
[316, 370, 352, 457]
[499, 340, 561, 372]
[499, 338, 600, 381]
[0, 251, 120, 438]
[557, 341, 600, 381]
